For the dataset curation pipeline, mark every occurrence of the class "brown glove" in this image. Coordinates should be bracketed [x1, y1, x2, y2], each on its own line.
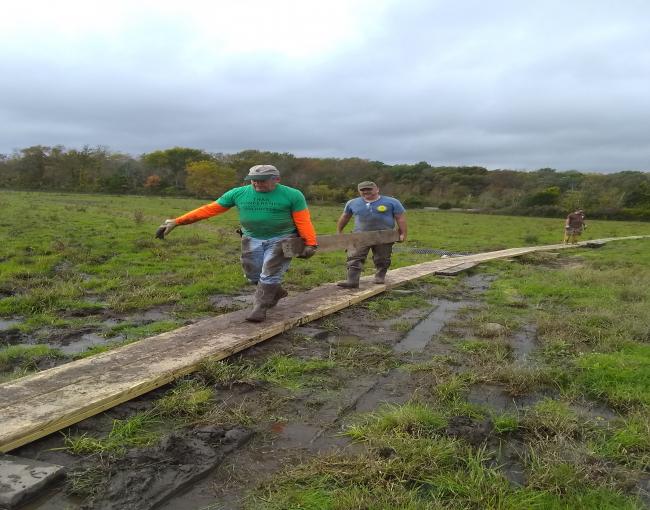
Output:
[155, 219, 177, 239]
[296, 245, 318, 259]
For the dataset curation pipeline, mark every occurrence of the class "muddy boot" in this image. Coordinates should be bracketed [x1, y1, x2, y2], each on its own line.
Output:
[246, 283, 281, 322]
[268, 286, 288, 308]
[373, 268, 388, 284]
[337, 268, 361, 289]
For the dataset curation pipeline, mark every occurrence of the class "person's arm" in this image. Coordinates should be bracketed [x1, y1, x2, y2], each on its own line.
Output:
[337, 213, 352, 234]
[175, 203, 230, 225]
[395, 213, 407, 242]
[291, 209, 318, 246]
[156, 202, 230, 239]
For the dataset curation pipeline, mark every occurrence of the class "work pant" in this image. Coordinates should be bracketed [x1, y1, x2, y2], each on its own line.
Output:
[241, 235, 293, 285]
[346, 242, 394, 273]
[563, 227, 582, 244]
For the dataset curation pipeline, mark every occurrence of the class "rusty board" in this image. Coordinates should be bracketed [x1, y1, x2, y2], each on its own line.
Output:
[282, 229, 400, 257]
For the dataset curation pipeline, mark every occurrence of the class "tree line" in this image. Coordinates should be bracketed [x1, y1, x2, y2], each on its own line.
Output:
[1, 145, 649, 220]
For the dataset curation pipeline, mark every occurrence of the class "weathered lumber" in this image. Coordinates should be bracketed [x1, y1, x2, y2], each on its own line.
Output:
[434, 261, 478, 276]
[282, 229, 399, 257]
[0, 236, 647, 452]
[584, 240, 606, 248]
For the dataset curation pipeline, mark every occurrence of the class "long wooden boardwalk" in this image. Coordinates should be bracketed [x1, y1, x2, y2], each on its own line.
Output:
[0, 236, 645, 452]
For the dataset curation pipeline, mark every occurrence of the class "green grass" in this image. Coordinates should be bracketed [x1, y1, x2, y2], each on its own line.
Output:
[155, 379, 214, 418]
[593, 411, 650, 469]
[3, 189, 648, 340]
[248, 402, 642, 510]
[457, 338, 512, 363]
[345, 402, 447, 440]
[491, 412, 520, 434]
[575, 344, 650, 410]
[63, 412, 161, 455]
[0, 344, 64, 372]
[363, 292, 430, 318]
[62, 378, 218, 456]
[521, 398, 585, 439]
[199, 354, 335, 390]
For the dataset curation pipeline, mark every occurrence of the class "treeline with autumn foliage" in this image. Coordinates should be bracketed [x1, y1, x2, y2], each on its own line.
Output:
[1, 145, 650, 220]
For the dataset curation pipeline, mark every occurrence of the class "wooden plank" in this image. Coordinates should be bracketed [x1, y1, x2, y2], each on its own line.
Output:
[434, 261, 478, 276]
[584, 240, 606, 248]
[282, 230, 400, 257]
[0, 235, 647, 452]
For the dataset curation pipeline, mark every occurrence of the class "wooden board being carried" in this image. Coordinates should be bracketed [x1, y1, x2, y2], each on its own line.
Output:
[282, 229, 399, 257]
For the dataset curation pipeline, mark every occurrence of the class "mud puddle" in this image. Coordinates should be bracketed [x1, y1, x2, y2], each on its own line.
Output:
[394, 298, 474, 353]
[511, 324, 537, 361]
[54, 333, 125, 355]
[0, 318, 22, 331]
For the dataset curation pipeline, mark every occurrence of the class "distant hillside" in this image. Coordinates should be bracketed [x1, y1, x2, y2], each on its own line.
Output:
[1, 146, 649, 220]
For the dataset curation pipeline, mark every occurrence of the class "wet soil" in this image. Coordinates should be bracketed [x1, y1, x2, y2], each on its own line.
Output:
[8, 269, 634, 509]
[13, 273, 493, 509]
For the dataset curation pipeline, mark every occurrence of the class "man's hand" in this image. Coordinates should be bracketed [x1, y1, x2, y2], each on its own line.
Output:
[297, 245, 318, 259]
[155, 219, 177, 240]
[398, 233, 406, 242]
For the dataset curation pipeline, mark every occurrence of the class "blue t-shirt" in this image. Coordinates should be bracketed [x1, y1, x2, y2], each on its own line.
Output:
[343, 196, 405, 232]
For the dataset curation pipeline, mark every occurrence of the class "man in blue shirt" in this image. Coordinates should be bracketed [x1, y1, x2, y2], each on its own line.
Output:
[336, 181, 407, 288]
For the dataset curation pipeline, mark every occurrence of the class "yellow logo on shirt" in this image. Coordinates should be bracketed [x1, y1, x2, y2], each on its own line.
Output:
[376, 205, 387, 212]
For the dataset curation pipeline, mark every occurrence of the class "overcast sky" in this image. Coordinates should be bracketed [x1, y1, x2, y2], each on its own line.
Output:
[1, 0, 649, 172]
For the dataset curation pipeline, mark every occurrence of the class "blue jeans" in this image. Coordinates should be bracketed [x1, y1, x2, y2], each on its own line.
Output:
[240, 235, 293, 285]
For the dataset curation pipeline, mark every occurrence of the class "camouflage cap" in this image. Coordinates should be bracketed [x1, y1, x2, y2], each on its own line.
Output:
[244, 164, 280, 180]
[357, 181, 377, 190]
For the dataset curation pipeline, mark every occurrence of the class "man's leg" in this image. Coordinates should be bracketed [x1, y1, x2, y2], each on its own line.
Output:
[371, 243, 394, 284]
[246, 236, 293, 322]
[337, 245, 370, 289]
[240, 236, 264, 284]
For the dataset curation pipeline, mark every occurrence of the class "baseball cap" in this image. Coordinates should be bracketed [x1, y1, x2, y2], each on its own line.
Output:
[244, 164, 280, 180]
[357, 181, 377, 190]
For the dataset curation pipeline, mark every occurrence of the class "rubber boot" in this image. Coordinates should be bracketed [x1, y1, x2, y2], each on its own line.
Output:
[373, 268, 388, 284]
[337, 268, 362, 289]
[268, 286, 288, 308]
[246, 283, 281, 322]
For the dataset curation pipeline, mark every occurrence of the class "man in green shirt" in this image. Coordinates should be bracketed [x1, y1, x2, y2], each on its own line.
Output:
[156, 165, 318, 322]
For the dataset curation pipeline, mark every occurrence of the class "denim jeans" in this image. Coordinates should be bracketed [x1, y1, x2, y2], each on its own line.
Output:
[240, 234, 294, 285]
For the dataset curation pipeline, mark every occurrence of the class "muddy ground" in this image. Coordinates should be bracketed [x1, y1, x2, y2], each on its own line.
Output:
[6, 271, 639, 509]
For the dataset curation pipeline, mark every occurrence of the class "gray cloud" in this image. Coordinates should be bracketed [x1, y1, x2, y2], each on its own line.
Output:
[1, 0, 649, 172]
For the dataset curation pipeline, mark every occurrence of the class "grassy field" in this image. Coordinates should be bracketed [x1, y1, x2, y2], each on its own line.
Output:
[2, 189, 650, 508]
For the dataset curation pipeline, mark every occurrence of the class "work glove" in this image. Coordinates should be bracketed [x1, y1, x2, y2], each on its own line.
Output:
[155, 219, 177, 239]
[297, 245, 318, 259]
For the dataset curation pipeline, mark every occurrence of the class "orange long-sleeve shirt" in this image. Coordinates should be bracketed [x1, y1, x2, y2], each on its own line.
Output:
[174, 202, 317, 246]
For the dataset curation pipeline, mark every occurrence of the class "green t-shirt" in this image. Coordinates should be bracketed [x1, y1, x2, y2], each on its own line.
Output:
[217, 184, 307, 239]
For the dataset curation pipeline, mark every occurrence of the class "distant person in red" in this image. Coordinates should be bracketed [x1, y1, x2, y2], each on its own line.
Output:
[563, 208, 586, 244]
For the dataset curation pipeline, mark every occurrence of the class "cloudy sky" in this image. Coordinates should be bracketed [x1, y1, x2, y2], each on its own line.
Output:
[1, 0, 649, 172]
